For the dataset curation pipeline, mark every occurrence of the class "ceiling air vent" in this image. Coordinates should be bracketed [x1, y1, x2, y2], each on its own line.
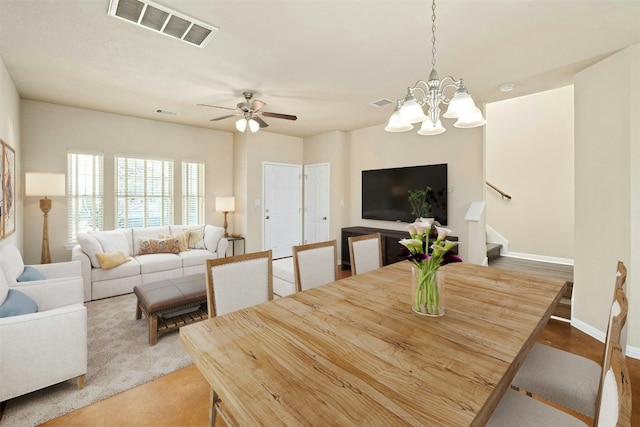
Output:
[108, 0, 218, 48]
[367, 98, 393, 108]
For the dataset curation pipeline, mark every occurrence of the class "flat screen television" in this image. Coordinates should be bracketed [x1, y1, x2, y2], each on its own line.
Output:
[362, 164, 447, 224]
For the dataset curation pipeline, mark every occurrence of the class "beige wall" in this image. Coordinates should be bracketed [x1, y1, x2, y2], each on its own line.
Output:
[485, 86, 574, 260]
[20, 100, 233, 264]
[348, 123, 485, 263]
[303, 131, 350, 258]
[574, 44, 640, 353]
[234, 131, 303, 253]
[0, 58, 22, 251]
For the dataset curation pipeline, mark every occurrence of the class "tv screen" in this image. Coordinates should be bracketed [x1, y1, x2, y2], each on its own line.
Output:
[362, 164, 447, 224]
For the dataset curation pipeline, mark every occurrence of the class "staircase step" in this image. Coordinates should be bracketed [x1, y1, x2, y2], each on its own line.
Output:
[486, 243, 502, 260]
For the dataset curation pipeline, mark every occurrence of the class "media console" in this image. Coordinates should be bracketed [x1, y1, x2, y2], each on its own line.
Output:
[341, 226, 458, 270]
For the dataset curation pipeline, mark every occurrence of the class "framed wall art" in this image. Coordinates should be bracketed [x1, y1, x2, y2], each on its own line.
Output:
[1, 140, 15, 239]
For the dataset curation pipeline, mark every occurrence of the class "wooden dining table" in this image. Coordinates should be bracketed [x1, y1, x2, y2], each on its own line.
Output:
[180, 261, 566, 427]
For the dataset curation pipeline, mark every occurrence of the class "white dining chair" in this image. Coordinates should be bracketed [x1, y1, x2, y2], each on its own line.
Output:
[510, 266, 628, 419]
[348, 232, 382, 276]
[292, 240, 338, 292]
[204, 250, 273, 318]
[488, 287, 629, 427]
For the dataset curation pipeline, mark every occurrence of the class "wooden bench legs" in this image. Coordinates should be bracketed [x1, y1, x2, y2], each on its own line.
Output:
[136, 301, 159, 346]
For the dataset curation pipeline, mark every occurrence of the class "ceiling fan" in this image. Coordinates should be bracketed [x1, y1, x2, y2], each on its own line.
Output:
[198, 91, 297, 133]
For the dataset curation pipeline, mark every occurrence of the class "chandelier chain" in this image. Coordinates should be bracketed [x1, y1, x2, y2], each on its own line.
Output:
[431, 0, 437, 68]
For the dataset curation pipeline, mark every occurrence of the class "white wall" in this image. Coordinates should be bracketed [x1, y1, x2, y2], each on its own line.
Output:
[574, 44, 640, 354]
[20, 100, 233, 264]
[0, 58, 22, 251]
[485, 86, 574, 261]
[348, 123, 485, 263]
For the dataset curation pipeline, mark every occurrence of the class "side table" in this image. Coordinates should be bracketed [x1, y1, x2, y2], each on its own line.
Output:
[226, 236, 245, 256]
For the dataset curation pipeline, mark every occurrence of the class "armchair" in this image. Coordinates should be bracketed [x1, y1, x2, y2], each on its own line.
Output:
[0, 245, 87, 403]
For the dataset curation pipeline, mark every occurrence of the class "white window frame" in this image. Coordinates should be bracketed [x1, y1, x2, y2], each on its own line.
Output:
[182, 160, 205, 225]
[115, 155, 174, 228]
[67, 150, 104, 246]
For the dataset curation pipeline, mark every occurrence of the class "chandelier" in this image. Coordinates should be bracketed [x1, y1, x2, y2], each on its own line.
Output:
[385, 0, 486, 135]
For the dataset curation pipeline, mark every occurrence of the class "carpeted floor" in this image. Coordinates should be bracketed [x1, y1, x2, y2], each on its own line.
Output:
[1, 293, 193, 427]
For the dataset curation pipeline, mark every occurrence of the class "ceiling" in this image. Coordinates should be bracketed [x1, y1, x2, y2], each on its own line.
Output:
[1, 0, 639, 138]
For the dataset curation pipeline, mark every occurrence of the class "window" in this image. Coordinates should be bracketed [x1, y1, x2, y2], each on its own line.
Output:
[67, 150, 104, 245]
[115, 155, 173, 228]
[182, 161, 205, 225]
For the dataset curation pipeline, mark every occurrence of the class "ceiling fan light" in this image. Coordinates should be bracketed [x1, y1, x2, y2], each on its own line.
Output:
[453, 107, 487, 128]
[248, 118, 260, 133]
[417, 118, 446, 135]
[443, 90, 475, 119]
[235, 118, 247, 132]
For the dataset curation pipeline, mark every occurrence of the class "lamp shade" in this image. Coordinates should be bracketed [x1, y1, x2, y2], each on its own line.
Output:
[398, 96, 428, 124]
[25, 173, 66, 197]
[417, 118, 446, 136]
[216, 196, 235, 212]
[443, 90, 476, 119]
[454, 106, 487, 128]
[248, 119, 259, 133]
[235, 119, 247, 132]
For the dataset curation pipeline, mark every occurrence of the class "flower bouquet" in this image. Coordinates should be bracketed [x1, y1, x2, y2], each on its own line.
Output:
[399, 219, 461, 316]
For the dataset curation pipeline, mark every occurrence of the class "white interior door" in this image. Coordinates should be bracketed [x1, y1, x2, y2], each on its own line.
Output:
[304, 163, 330, 244]
[263, 162, 302, 259]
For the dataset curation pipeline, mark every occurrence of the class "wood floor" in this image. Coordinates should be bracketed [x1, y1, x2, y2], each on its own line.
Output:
[43, 261, 640, 427]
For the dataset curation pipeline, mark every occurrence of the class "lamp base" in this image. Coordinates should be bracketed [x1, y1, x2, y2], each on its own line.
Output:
[40, 197, 52, 264]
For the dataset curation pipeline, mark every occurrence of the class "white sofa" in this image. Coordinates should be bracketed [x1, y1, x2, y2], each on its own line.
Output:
[72, 224, 228, 301]
[0, 245, 87, 402]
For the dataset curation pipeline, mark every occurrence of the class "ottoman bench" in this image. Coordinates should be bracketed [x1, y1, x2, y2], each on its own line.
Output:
[134, 274, 208, 345]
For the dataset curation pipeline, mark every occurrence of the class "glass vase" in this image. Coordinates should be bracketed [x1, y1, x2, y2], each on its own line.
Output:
[411, 265, 445, 317]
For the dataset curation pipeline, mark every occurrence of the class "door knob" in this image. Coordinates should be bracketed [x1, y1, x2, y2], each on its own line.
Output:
[266, 215, 270, 219]
[322, 217, 327, 220]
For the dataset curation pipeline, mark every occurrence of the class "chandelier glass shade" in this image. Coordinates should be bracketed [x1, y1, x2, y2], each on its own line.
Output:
[386, 0, 486, 136]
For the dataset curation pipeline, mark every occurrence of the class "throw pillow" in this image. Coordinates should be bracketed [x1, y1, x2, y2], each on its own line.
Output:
[160, 230, 190, 252]
[204, 225, 225, 252]
[96, 251, 131, 270]
[0, 289, 38, 318]
[93, 230, 130, 257]
[137, 237, 180, 255]
[17, 266, 46, 282]
[186, 226, 206, 249]
[78, 233, 104, 268]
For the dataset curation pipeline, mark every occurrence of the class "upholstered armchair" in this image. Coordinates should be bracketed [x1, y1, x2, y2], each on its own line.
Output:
[0, 245, 87, 403]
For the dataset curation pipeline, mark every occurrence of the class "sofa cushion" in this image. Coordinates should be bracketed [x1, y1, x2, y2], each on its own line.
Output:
[180, 249, 216, 268]
[0, 245, 26, 283]
[135, 253, 182, 274]
[17, 266, 46, 282]
[78, 233, 104, 268]
[273, 257, 295, 283]
[92, 257, 141, 282]
[93, 230, 130, 257]
[137, 237, 180, 255]
[0, 267, 8, 306]
[204, 225, 225, 253]
[132, 226, 171, 255]
[0, 289, 38, 318]
[96, 250, 131, 270]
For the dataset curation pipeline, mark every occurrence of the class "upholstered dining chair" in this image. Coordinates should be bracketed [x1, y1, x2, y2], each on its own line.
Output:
[204, 250, 273, 318]
[510, 268, 629, 419]
[488, 343, 631, 427]
[292, 240, 338, 292]
[348, 233, 382, 276]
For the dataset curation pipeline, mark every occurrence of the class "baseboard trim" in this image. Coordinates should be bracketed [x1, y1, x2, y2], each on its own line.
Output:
[503, 252, 574, 266]
[571, 317, 640, 359]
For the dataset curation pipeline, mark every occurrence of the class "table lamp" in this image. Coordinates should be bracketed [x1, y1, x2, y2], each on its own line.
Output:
[25, 172, 66, 264]
[215, 196, 235, 237]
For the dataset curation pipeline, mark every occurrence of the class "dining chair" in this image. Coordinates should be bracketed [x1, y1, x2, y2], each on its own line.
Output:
[348, 232, 382, 275]
[204, 250, 273, 318]
[292, 240, 338, 292]
[510, 270, 628, 419]
[488, 343, 631, 427]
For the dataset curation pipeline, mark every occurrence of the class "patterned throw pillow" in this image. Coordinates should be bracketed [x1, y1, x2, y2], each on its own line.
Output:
[160, 230, 190, 252]
[137, 237, 180, 255]
[186, 226, 206, 249]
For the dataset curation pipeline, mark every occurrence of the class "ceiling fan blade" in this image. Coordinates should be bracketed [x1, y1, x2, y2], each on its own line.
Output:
[210, 113, 240, 121]
[197, 103, 238, 112]
[250, 99, 266, 112]
[252, 116, 269, 128]
[262, 112, 298, 121]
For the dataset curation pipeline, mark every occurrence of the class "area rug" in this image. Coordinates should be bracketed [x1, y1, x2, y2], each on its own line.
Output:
[1, 293, 193, 427]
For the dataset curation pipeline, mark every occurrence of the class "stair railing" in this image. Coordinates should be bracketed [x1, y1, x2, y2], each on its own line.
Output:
[486, 182, 512, 200]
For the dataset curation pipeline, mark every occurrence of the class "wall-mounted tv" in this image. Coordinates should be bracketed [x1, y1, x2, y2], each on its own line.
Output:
[362, 164, 447, 224]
